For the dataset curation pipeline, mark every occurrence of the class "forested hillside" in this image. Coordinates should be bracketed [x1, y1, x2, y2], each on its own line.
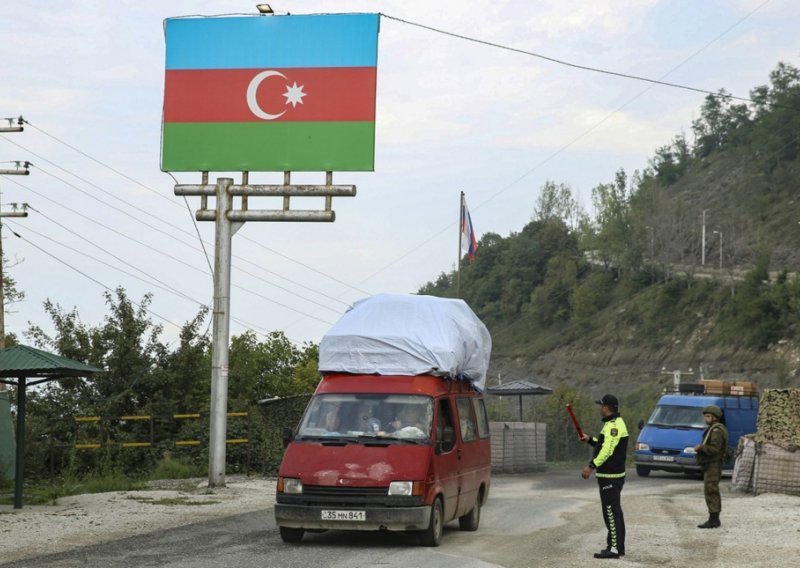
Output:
[421, 61, 800, 395]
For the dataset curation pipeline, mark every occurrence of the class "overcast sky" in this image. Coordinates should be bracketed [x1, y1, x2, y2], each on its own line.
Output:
[1, 0, 798, 348]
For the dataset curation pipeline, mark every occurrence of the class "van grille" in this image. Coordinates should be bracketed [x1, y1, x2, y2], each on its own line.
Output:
[277, 485, 421, 508]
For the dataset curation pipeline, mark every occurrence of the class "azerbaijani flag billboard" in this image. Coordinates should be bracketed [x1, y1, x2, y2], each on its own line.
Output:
[161, 14, 379, 172]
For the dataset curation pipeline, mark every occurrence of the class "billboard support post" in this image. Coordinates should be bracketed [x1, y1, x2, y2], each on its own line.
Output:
[209, 177, 235, 487]
[175, 173, 356, 487]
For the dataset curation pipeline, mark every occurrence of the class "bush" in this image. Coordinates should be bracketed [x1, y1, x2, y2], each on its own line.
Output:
[150, 454, 204, 480]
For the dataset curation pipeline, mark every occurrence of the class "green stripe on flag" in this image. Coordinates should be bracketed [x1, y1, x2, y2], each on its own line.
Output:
[161, 122, 375, 172]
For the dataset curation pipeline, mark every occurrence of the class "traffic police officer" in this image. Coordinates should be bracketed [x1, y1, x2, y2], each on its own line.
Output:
[580, 393, 628, 559]
[693, 404, 728, 529]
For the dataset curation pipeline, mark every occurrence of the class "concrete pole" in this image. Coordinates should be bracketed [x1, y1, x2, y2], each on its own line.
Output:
[701, 210, 706, 266]
[208, 177, 233, 487]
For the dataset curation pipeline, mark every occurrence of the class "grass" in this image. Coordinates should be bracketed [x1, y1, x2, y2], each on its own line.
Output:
[0, 474, 147, 506]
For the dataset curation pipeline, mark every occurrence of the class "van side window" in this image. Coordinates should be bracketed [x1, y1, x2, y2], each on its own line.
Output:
[472, 397, 490, 439]
[436, 398, 456, 452]
[456, 397, 477, 442]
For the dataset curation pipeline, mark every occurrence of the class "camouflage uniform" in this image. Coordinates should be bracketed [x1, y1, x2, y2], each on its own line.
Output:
[697, 421, 728, 514]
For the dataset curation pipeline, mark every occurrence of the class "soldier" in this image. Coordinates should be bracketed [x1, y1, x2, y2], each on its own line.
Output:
[693, 404, 729, 529]
[580, 394, 629, 559]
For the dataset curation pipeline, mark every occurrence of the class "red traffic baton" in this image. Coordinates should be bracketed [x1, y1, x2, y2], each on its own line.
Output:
[565, 404, 585, 439]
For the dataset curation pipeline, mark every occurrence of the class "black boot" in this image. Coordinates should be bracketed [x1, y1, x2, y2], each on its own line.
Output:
[697, 512, 721, 529]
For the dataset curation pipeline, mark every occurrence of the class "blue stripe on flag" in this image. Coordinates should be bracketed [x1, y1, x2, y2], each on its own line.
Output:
[165, 14, 379, 70]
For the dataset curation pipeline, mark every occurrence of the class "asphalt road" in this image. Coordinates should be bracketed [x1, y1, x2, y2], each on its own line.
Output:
[0, 469, 701, 568]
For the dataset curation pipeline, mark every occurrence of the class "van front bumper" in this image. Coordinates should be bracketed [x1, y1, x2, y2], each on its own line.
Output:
[274, 503, 432, 531]
[635, 453, 699, 472]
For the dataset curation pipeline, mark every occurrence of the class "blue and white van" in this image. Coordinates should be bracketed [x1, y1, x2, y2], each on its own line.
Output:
[634, 393, 758, 476]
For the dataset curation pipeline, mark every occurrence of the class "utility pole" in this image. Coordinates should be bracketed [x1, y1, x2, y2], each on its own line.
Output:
[175, 171, 355, 487]
[0, 115, 30, 483]
[0, 204, 30, 350]
[701, 210, 707, 266]
[0, 116, 24, 134]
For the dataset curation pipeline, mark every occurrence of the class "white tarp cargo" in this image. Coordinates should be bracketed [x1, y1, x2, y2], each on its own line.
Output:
[319, 293, 492, 391]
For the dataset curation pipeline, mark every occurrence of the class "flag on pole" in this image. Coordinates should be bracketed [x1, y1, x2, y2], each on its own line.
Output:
[461, 198, 478, 263]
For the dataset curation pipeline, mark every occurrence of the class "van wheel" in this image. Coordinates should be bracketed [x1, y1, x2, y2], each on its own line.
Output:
[636, 465, 651, 477]
[459, 496, 481, 531]
[279, 526, 304, 543]
[420, 497, 443, 547]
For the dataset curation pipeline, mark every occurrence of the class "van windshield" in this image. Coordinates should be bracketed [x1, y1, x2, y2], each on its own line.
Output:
[647, 405, 706, 428]
[297, 394, 433, 442]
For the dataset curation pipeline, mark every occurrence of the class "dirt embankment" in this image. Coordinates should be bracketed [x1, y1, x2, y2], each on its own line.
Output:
[490, 341, 800, 394]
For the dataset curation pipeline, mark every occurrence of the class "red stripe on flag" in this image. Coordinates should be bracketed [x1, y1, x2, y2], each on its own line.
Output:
[164, 67, 377, 123]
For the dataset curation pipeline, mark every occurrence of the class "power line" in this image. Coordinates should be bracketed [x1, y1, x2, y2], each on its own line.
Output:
[355, 3, 771, 286]
[4, 177, 340, 325]
[3, 219, 314, 341]
[1, 169, 349, 315]
[5, 221, 184, 331]
[381, 2, 796, 111]
[15, 121, 374, 296]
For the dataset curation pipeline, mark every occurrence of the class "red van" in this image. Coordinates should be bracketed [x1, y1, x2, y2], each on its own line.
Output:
[274, 372, 492, 546]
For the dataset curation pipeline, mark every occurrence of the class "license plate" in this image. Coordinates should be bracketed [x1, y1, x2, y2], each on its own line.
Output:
[321, 510, 366, 521]
[653, 455, 674, 462]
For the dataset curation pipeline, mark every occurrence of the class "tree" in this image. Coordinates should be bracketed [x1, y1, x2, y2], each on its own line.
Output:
[534, 181, 587, 231]
[228, 330, 319, 404]
[691, 90, 751, 158]
[590, 169, 640, 275]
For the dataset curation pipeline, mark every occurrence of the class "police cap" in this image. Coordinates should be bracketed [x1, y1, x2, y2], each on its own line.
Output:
[595, 394, 619, 408]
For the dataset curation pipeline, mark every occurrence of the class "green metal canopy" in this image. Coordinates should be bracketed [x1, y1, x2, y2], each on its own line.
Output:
[486, 380, 554, 421]
[0, 345, 101, 378]
[0, 345, 103, 509]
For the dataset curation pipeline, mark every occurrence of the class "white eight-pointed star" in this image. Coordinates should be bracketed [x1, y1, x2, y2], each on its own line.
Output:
[283, 82, 307, 108]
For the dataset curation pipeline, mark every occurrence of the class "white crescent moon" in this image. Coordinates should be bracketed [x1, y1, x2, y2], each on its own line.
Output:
[246, 70, 287, 120]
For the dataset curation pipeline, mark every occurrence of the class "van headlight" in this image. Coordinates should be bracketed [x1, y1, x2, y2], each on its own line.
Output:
[636, 442, 650, 451]
[388, 481, 424, 496]
[279, 477, 303, 494]
[683, 447, 697, 455]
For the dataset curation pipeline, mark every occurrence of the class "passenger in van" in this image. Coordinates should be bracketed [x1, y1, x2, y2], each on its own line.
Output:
[319, 402, 342, 433]
[693, 405, 729, 529]
[388, 405, 428, 435]
[357, 403, 381, 434]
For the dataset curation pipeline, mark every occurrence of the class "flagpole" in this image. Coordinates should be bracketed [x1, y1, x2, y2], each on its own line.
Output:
[457, 191, 464, 298]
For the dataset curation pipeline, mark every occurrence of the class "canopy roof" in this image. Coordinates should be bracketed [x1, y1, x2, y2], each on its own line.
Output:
[485, 380, 553, 396]
[0, 345, 102, 509]
[0, 345, 102, 380]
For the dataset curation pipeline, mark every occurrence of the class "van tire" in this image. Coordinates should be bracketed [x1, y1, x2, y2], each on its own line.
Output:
[420, 497, 444, 546]
[636, 465, 651, 477]
[459, 495, 481, 531]
[279, 526, 304, 543]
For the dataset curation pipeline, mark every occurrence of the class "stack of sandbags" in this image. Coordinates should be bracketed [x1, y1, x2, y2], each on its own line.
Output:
[733, 388, 800, 495]
[754, 389, 800, 450]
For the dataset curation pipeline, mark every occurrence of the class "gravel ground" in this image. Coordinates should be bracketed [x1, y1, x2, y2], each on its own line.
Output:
[1, 474, 799, 567]
[0, 476, 276, 565]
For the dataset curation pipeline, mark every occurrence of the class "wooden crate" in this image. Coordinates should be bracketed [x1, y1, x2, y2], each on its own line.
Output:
[731, 381, 758, 396]
[699, 379, 731, 395]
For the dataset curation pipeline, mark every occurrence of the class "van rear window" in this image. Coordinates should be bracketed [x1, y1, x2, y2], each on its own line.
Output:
[647, 405, 706, 428]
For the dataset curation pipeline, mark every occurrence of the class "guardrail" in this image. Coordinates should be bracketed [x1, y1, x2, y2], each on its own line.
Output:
[72, 412, 250, 449]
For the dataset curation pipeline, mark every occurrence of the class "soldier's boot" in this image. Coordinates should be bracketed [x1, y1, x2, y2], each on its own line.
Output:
[697, 512, 721, 529]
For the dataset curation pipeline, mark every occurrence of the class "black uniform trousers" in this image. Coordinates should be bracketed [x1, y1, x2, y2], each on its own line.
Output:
[597, 476, 625, 553]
